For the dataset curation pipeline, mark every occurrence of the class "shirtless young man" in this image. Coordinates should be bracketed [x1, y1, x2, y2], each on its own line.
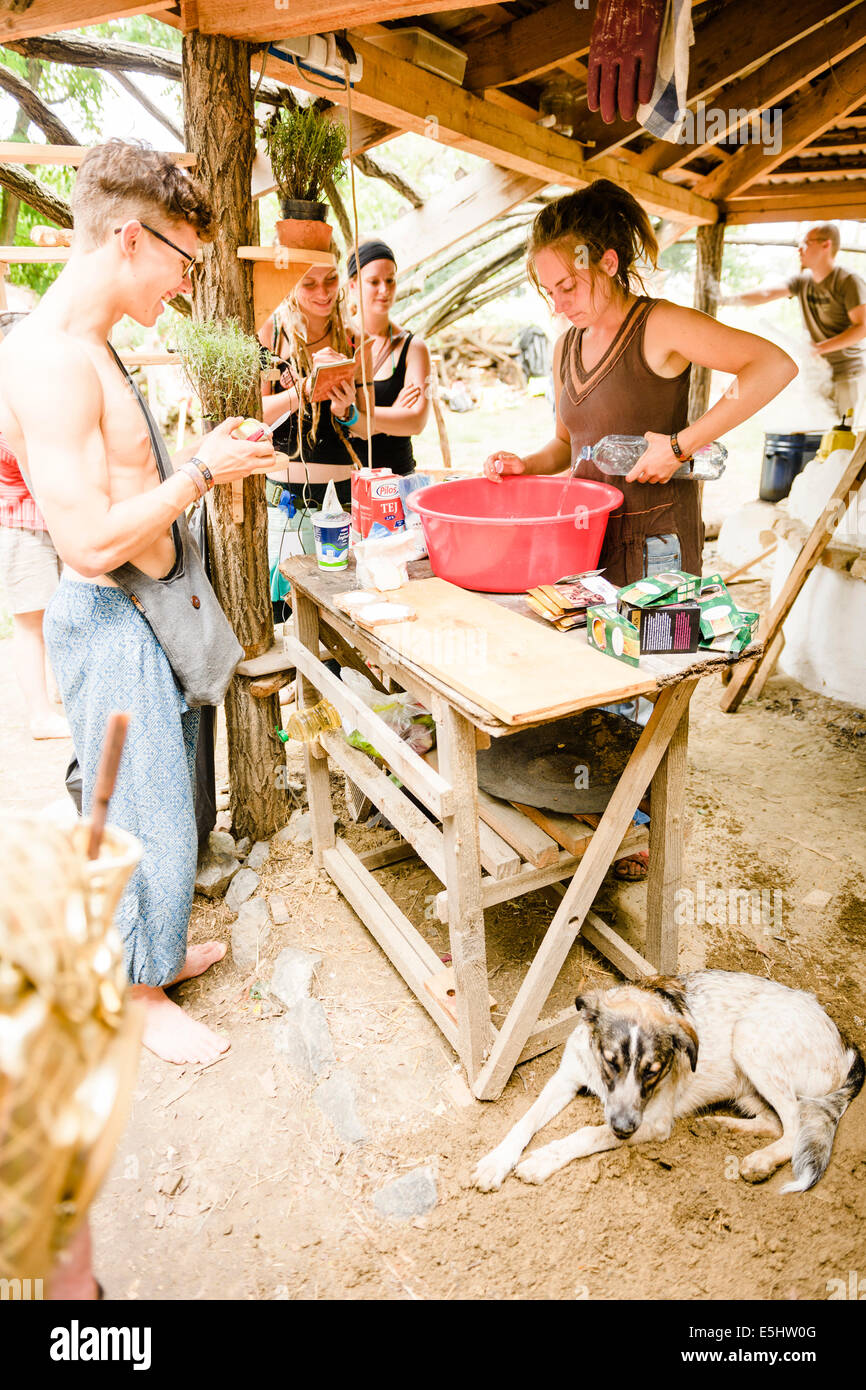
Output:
[0, 141, 275, 1066]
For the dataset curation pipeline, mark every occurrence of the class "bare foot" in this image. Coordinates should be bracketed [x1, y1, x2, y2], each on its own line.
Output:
[168, 940, 227, 986]
[50, 1221, 100, 1300]
[131, 984, 230, 1065]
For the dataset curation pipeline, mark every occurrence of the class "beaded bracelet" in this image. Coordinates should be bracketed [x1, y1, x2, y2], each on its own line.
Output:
[670, 432, 692, 463]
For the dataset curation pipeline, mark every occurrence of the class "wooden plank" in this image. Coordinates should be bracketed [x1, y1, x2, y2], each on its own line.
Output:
[423, 747, 520, 880]
[0, 140, 191, 166]
[0, 246, 69, 262]
[292, 593, 337, 867]
[476, 787, 560, 869]
[322, 838, 459, 1050]
[328, 576, 657, 726]
[726, 190, 866, 223]
[195, 0, 494, 40]
[513, 803, 649, 860]
[358, 839, 417, 871]
[695, 46, 866, 201]
[721, 434, 866, 713]
[0, 1, 173, 43]
[749, 631, 785, 700]
[436, 703, 493, 1080]
[472, 679, 697, 1100]
[515, 1005, 578, 1067]
[319, 729, 448, 884]
[424, 966, 497, 1027]
[248, 671, 293, 699]
[386, 164, 545, 276]
[645, 701, 689, 974]
[235, 642, 294, 678]
[260, 39, 718, 225]
[284, 631, 454, 819]
[463, 0, 593, 91]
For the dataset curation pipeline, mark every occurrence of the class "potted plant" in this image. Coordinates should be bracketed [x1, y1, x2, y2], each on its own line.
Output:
[174, 316, 264, 426]
[262, 100, 346, 252]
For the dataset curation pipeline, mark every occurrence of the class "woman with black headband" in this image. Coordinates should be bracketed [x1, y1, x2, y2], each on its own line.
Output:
[347, 240, 430, 474]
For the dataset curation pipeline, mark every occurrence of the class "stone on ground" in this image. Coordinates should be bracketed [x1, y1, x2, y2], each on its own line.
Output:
[315, 1070, 366, 1144]
[373, 1167, 438, 1221]
[234, 836, 251, 858]
[194, 837, 241, 900]
[273, 809, 312, 846]
[231, 897, 271, 972]
[269, 946, 321, 1010]
[225, 866, 260, 914]
[246, 840, 271, 871]
[272, 998, 334, 1081]
[268, 893, 290, 925]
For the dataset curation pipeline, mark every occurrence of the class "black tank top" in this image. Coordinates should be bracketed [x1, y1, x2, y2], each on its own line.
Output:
[368, 331, 415, 476]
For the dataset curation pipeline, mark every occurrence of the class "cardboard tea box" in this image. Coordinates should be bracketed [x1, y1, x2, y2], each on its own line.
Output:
[617, 570, 700, 613]
[620, 599, 702, 654]
[586, 604, 641, 667]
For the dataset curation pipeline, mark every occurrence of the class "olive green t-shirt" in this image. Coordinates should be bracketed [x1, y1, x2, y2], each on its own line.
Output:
[786, 266, 866, 379]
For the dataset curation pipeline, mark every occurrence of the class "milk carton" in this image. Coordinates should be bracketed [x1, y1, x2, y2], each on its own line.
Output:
[351, 468, 405, 541]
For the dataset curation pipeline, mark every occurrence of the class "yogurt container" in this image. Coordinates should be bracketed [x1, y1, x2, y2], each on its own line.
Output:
[311, 509, 351, 571]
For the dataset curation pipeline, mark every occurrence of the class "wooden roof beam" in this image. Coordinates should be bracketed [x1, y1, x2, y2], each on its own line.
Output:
[191, 1, 495, 42]
[636, 3, 866, 177]
[260, 36, 717, 226]
[0, 0, 174, 44]
[462, 0, 594, 92]
[694, 45, 866, 201]
[726, 181, 866, 223]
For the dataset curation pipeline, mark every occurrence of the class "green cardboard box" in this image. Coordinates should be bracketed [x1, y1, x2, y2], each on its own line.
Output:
[696, 574, 742, 640]
[617, 570, 700, 612]
[586, 604, 641, 667]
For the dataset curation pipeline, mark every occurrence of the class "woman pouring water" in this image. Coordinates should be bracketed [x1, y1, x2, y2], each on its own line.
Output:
[483, 180, 797, 587]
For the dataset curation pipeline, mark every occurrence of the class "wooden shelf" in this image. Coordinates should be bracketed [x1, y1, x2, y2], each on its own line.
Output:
[0, 246, 70, 263]
[0, 142, 194, 167]
[237, 245, 337, 329]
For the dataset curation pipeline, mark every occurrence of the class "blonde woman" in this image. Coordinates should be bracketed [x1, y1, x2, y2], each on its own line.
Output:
[259, 262, 370, 609]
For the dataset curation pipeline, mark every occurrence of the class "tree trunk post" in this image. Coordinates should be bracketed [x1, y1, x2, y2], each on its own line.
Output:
[182, 29, 289, 841]
[688, 219, 726, 423]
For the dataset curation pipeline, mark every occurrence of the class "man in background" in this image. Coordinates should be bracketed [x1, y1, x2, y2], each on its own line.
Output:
[723, 223, 866, 424]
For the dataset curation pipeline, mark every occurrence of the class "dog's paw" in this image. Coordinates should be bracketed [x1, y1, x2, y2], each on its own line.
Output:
[514, 1151, 557, 1185]
[472, 1150, 514, 1192]
[738, 1152, 775, 1184]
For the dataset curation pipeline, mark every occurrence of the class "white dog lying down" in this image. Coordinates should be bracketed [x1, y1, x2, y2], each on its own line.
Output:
[473, 970, 863, 1195]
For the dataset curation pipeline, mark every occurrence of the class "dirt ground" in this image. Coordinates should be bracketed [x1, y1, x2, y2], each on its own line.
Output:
[1, 563, 865, 1301]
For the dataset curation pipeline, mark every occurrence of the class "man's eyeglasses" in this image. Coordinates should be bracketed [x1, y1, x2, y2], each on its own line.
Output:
[114, 221, 199, 279]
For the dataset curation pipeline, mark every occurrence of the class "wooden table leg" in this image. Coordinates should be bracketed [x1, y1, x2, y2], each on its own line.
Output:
[293, 591, 336, 867]
[435, 701, 493, 1083]
[472, 679, 698, 1101]
[646, 693, 691, 974]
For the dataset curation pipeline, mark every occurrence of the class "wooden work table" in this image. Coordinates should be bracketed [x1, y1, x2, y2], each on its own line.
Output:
[281, 555, 763, 1101]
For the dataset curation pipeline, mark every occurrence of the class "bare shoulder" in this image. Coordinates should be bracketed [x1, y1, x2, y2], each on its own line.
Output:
[0, 323, 102, 426]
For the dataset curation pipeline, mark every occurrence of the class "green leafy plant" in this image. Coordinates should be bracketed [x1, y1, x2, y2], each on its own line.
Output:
[173, 316, 263, 421]
[262, 101, 346, 208]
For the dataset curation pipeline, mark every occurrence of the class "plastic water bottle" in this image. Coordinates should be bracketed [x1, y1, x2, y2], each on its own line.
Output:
[578, 434, 727, 479]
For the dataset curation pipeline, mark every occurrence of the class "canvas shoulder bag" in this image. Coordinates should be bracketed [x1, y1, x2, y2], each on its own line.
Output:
[106, 345, 243, 706]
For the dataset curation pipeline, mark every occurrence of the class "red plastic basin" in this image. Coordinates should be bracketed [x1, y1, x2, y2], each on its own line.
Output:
[406, 476, 623, 593]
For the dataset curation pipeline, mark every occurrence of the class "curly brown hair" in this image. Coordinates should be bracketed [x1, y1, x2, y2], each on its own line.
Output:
[527, 179, 658, 304]
[72, 139, 215, 248]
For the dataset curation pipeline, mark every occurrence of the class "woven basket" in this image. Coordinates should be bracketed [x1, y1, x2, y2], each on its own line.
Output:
[0, 818, 143, 1283]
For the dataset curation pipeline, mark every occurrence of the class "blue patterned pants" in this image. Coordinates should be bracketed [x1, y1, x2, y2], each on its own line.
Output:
[44, 580, 200, 987]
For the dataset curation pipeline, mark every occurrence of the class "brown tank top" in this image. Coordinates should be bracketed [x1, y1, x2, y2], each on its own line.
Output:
[558, 296, 703, 586]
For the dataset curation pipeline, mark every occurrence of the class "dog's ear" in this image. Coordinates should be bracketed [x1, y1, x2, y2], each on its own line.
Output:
[672, 1018, 699, 1072]
[574, 993, 599, 1026]
[647, 976, 689, 1016]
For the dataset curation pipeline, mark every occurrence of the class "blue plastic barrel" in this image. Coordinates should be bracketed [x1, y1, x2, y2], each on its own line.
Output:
[760, 431, 823, 503]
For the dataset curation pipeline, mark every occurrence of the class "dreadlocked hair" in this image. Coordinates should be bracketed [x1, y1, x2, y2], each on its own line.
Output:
[276, 282, 361, 467]
[527, 179, 658, 305]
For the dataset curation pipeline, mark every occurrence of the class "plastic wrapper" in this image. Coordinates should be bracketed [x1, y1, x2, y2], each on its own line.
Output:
[340, 667, 435, 761]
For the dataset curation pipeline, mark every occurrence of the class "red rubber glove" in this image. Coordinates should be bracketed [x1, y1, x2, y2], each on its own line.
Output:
[587, 0, 666, 124]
